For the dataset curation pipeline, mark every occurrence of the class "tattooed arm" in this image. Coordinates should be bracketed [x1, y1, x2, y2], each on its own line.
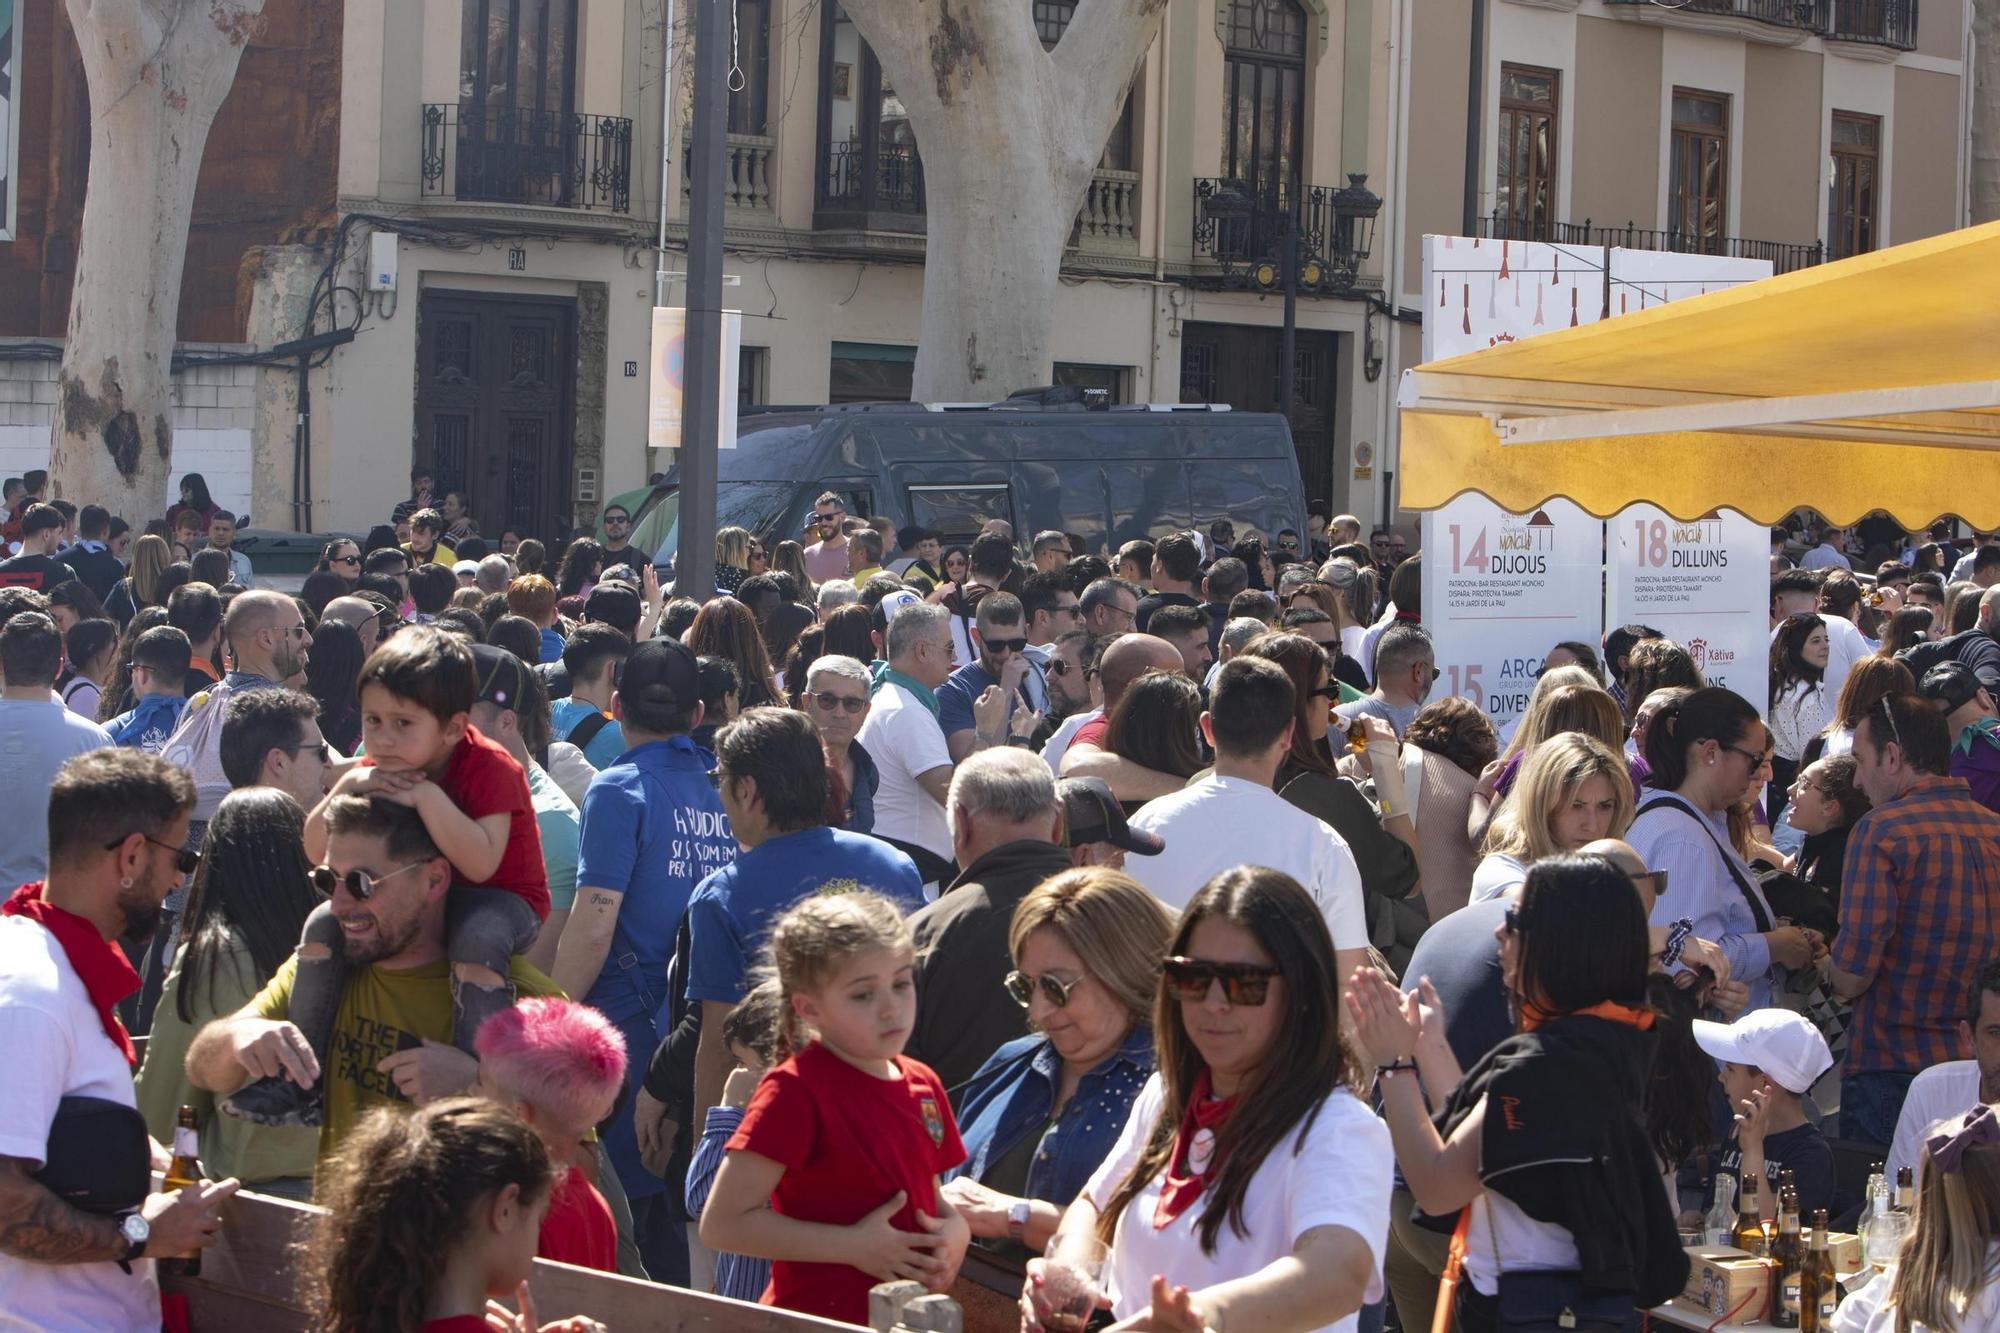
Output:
[0, 1157, 125, 1264]
[550, 887, 625, 1003]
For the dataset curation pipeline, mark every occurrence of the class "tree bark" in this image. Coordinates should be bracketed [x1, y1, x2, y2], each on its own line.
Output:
[834, 0, 1166, 401]
[49, 0, 267, 520]
[1974, 0, 2000, 223]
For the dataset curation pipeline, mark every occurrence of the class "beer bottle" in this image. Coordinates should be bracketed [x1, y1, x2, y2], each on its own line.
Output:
[1799, 1209, 1837, 1332]
[1893, 1165, 1915, 1214]
[1732, 1174, 1768, 1257]
[158, 1105, 204, 1278]
[1770, 1179, 1802, 1328]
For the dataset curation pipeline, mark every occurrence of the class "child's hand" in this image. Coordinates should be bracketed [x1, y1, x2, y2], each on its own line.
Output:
[1733, 1085, 1773, 1152]
[336, 764, 427, 804]
[843, 1190, 949, 1285]
[721, 1063, 762, 1109]
[916, 1204, 971, 1294]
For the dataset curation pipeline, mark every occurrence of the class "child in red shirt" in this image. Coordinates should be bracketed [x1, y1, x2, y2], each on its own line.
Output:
[699, 891, 970, 1325]
[227, 631, 548, 1127]
[474, 997, 627, 1273]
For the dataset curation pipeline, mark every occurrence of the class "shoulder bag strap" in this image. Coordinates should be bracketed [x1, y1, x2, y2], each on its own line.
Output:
[1636, 791, 1774, 932]
[566, 710, 612, 752]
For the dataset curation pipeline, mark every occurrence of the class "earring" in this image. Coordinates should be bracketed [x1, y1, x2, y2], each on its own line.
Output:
[119, 877, 133, 889]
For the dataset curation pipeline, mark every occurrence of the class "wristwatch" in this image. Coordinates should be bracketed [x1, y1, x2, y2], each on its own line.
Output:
[119, 1211, 150, 1264]
[1007, 1199, 1032, 1243]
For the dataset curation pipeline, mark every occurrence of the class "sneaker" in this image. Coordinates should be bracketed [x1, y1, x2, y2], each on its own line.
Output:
[220, 1076, 324, 1128]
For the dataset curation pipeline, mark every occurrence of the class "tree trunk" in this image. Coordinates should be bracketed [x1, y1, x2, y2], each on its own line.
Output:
[1974, 0, 2000, 223]
[49, 0, 267, 520]
[835, 0, 1166, 401]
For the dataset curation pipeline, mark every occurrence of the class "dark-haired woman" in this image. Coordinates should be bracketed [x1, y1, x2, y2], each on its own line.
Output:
[1787, 754, 1871, 894]
[306, 618, 366, 755]
[57, 618, 119, 719]
[165, 471, 218, 533]
[1626, 687, 1816, 1014]
[1024, 866, 1390, 1333]
[135, 788, 320, 1198]
[1348, 854, 1690, 1333]
[555, 537, 606, 616]
[1769, 612, 1831, 817]
[1104, 672, 1205, 811]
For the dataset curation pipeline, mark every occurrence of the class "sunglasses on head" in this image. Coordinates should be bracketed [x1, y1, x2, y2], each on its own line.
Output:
[310, 859, 430, 901]
[810, 691, 868, 714]
[1162, 956, 1281, 1006]
[108, 835, 200, 876]
[1005, 970, 1084, 1009]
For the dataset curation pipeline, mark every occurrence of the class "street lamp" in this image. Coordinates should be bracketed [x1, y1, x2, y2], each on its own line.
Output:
[1278, 173, 1380, 430]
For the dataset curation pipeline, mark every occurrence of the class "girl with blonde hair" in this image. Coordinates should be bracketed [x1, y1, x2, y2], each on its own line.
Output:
[1470, 732, 1634, 903]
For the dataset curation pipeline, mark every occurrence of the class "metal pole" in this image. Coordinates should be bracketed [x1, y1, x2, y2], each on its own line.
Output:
[1279, 175, 1298, 442]
[676, 0, 727, 602]
[1462, 0, 1485, 235]
[654, 0, 679, 307]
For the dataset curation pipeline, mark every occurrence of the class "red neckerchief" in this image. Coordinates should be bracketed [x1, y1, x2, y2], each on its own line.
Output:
[2, 883, 140, 1064]
[1153, 1069, 1236, 1229]
[1520, 998, 1656, 1033]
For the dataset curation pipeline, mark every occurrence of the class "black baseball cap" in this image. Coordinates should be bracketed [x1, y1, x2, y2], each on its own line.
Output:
[1919, 660, 1984, 714]
[584, 581, 642, 632]
[619, 637, 700, 712]
[470, 644, 531, 713]
[1057, 777, 1164, 855]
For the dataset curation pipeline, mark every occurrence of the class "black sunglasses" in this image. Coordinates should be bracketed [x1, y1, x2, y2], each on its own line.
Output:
[107, 835, 199, 876]
[981, 637, 1029, 655]
[282, 741, 331, 764]
[311, 860, 429, 901]
[809, 691, 869, 715]
[1162, 956, 1281, 1006]
[329, 554, 360, 567]
[1309, 683, 1342, 701]
[1005, 970, 1084, 1009]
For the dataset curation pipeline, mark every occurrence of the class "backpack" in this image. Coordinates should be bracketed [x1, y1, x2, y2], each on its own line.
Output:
[160, 679, 252, 820]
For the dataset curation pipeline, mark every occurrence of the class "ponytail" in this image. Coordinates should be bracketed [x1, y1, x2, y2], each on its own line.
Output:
[1644, 686, 1760, 791]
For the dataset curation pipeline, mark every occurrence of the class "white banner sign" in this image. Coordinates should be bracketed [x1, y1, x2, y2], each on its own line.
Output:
[649, 306, 741, 451]
[1605, 505, 1769, 702]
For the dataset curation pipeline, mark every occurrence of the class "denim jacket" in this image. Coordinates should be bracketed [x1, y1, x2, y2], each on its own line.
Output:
[947, 1027, 1156, 1209]
[843, 739, 880, 836]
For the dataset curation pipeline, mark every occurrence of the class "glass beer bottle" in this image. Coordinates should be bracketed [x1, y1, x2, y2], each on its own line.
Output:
[1799, 1209, 1837, 1332]
[1770, 1180, 1802, 1328]
[158, 1105, 204, 1278]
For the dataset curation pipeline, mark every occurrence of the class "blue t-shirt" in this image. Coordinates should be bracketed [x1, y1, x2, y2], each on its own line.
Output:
[539, 626, 567, 664]
[935, 661, 1000, 740]
[551, 697, 628, 770]
[574, 737, 736, 1025]
[684, 826, 924, 1005]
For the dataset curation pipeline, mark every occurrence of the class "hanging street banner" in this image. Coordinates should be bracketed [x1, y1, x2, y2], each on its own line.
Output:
[1606, 504, 1769, 703]
[648, 306, 742, 451]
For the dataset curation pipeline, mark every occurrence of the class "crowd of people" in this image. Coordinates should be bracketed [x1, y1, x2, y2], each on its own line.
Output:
[1, 479, 1997, 1333]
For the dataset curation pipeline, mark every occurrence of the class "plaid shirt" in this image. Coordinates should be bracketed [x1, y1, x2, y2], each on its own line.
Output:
[1831, 775, 2000, 1075]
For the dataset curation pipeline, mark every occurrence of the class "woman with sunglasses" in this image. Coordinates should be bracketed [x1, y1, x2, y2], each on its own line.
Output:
[944, 869, 1171, 1260]
[1023, 866, 1390, 1333]
[135, 788, 321, 1198]
[1626, 687, 1816, 1015]
[1347, 854, 1690, 1333]
[315, 537, 364, 585]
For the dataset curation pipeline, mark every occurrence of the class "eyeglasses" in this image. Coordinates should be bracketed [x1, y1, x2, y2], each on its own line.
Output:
[1308, 683, 1342, 701]
[283, 623, 309, 640]
[1055, 603, 1083, 620]
[1005, 970, 1085, 1009]
[107, 835, 200, 876]
[809, 691, 869, 715]
[981, 637, 1029, 655]
[282, 741, 331, 764]
[311, 859, 430, 900]
[706, 768, 725, 790]
[1048, 658, 1073, 676]
[1162, 956, 1282, 1006]
[1719, 743, 1767, 767]
[1503, 907, 1522, 934]
[1630, 868, 1669, 900]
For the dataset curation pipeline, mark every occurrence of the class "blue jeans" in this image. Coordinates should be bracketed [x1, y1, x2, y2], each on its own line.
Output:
[1355, 1296, 1385, 1333]
[1840, 1070, 1917, 1147]
[629, 1188, 691, 1287]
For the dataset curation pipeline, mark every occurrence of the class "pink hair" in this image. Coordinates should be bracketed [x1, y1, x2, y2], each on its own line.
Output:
[474, 998, 628, 1132]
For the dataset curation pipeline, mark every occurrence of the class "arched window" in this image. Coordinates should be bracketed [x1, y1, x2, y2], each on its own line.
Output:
[1221, 0, 1305, 194]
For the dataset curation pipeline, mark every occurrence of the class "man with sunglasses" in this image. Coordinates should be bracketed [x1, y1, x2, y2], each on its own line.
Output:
[938, 593, 1042, 765]
[801, 491, 852, 586]
[0, 613, 114, 892]
[599, 503, 651, 571]
[797, 655, 879, 832]
[906, 748, 1074, 1090]
[188, 795, 561, 1162]
[217, 690, 330, 811]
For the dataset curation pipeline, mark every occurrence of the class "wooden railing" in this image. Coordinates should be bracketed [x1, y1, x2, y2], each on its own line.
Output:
[161, 1186, 973, 1332]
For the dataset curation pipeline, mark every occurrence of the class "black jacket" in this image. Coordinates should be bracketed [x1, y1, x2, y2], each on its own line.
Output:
[1430, 1012, 1690, 1306]
[907, 839, 1077, 1095]
[1899, 627, 2000, 695]
[60, 545, 124, 601]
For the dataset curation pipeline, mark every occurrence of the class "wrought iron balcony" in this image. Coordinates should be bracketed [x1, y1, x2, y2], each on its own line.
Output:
[421, 104, 633, 213]
[1603, 0, 1830, 33]
[1604, 0, 1914, 47]
[817, 141, 928, 231]
[1828, 0, 1917, 46]
[1475, 213, 1824, 275]
[1190, 177, 1378, 295]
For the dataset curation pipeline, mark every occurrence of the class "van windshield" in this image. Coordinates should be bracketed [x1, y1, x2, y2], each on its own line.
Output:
[632, 481, 797, 570]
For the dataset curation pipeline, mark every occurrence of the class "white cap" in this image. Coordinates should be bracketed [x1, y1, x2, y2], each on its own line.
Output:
[879, 588, 924, 621]
[452, 560, 478, 577]
[1693, 1010, 1833, 1095]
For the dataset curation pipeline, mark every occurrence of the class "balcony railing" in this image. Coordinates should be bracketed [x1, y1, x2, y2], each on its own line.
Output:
[1077, 168, 1142, 252]
[1475, 213, 1825, 274]
[1605, 0, 1914, 47]
[1828, 0, 1917, 46]
[421, 104, 633, 213]
[682, 133, 777, 212]
[1190, 178, 1373, 293]
[821, 141, 927, 217]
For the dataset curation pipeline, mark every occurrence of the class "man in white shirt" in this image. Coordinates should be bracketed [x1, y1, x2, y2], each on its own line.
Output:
[855, 601, 960, 883]
[1124, 656, 1369, 983]
[1770, 568, 1870, 700]
[1886, 959, 2000, 1182]
[0, 750, 238, 1332]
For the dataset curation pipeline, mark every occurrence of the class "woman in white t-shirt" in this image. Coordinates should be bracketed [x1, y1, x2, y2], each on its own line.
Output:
[1834, 1107, 2000, 1333]
[1468, 733, 1633, 904]
[1023, 866, 1390, 1333]
[1767, 613, 1830, 815]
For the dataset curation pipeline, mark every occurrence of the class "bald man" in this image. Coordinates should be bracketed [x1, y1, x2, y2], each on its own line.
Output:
[1058, 632, 1189, 800]
[320, 595, 382, 656]
[219, 590, 310, 687]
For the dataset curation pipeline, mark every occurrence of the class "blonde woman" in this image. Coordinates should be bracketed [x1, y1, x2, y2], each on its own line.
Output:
[1833, 1107, 2000, 1332]
[1469, 732, 1634, 903]
[1471, 673, 1629, 840]
[105, 532, 173, 626]
[713, 525, 753, 594]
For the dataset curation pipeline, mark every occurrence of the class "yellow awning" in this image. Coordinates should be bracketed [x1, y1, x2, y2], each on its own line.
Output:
[1398, 220, 2000, 528]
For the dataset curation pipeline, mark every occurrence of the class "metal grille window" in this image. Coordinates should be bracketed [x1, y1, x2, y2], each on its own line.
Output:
[1033, 0, 1134, 169]
[1668, 89, 1729, 252]
[1495, 65, 1558, 241]
[1222, 0, 1307, 194]
[1827, 111, 1880, 261]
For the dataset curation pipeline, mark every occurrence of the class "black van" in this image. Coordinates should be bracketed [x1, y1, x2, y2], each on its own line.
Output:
[610, 400, 1308, 566]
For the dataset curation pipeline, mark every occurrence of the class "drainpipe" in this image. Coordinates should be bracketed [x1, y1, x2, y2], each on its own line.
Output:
[1462, 0, 1485, 235]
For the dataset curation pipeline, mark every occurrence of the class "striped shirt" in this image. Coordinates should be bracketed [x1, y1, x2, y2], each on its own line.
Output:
[1831, 775, 2000, 1075]
[684, 1104, 771, 1303]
